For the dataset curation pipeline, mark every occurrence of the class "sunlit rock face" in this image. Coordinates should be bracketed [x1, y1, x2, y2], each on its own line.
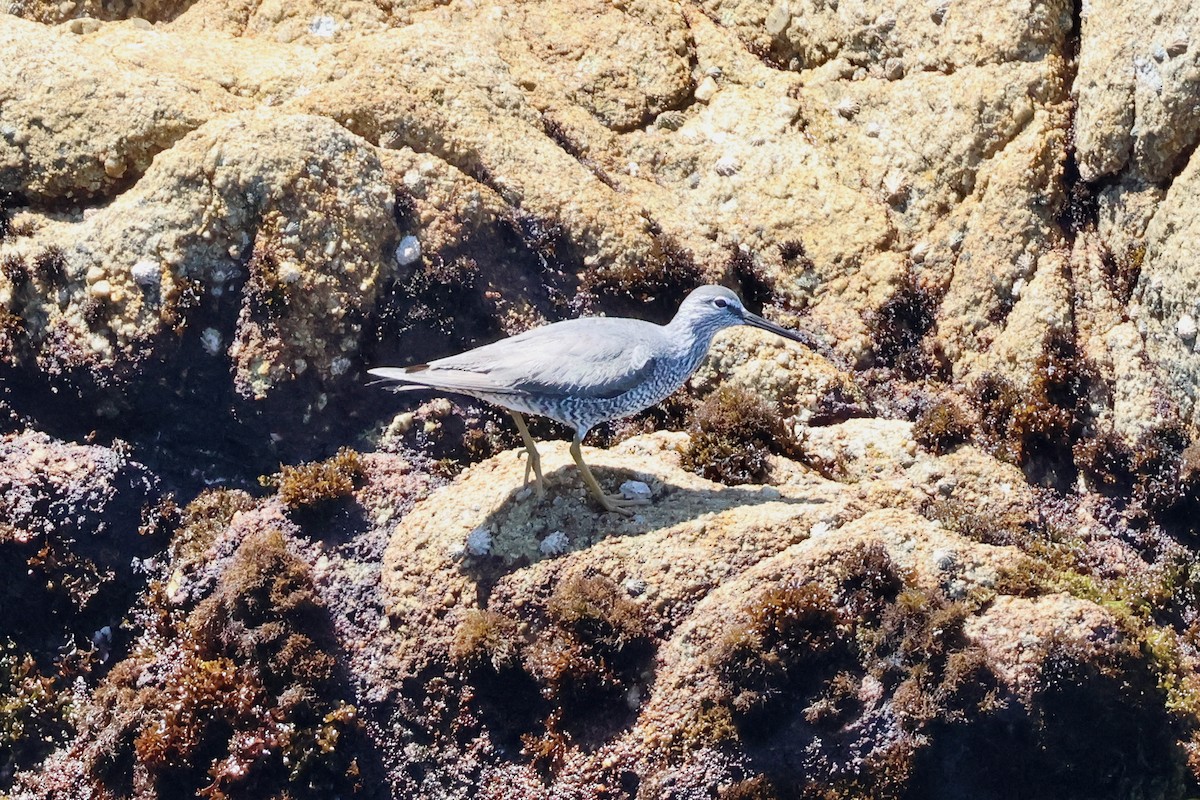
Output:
[2, 2, 1200, 798]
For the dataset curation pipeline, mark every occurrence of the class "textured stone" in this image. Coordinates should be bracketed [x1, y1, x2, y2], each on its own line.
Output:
[1074, 0, 1200, 181]
[1134, 153, 1200, 428]
[1, 1, 1200, 795]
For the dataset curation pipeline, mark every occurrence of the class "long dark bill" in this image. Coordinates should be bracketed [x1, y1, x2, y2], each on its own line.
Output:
[744, 311, 819, 348]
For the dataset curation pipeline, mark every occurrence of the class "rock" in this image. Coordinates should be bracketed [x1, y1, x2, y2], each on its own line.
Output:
[1, 108, 394, 453]
[0, 0, 1148, 463]
[0, 430, 167, 656]
[375, 431, 1196, 796]
[2, 1, 1200, 797]
[1134, 153, 1200, 428]
[695, 0, 1070, 72]
[0, 16, 224, 202]
[7, 451, 436, 800]
[1074, 0, 1200, 181]
[618, 480, 652, 501]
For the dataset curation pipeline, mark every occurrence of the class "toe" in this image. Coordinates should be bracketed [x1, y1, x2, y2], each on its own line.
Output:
[604, 493, 649, 506]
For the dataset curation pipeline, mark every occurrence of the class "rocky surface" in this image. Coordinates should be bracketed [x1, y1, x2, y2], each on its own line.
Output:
[2, 0, 1200, 798]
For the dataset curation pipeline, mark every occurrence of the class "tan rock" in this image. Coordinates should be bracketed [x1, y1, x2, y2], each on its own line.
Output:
[381, 428, 1037, 666]
[0, 0, 1088, 422]
[6, 111, 392, 401]
[0, 15, 224, 201]
[1134, 151, 1200, 428]
[1075, 0, 1200, 181]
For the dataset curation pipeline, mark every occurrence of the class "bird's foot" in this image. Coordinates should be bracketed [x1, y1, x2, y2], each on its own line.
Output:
[595, 493, 650, 516]
[521, 451, 546, 500]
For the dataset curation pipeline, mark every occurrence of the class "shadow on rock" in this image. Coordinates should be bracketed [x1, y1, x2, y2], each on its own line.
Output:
[459, 460, 823, 609]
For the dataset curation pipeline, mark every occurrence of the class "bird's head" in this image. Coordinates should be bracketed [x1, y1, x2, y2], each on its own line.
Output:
[675, 285, 811, 345]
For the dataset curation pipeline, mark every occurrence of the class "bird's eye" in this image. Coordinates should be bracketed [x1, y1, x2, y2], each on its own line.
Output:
[713, 298, 729, 309]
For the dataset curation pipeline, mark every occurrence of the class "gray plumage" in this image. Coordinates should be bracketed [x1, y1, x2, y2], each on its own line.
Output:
[370, 285, 811, 513]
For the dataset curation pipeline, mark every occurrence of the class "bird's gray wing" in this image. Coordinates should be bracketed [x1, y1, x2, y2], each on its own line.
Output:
[400, 317, 662, 401]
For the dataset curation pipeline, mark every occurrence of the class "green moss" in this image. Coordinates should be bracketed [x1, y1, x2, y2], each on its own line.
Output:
[546, 574, 648, 651]
[1141, 626, 1200, 719]
[1101, 242, 1145, 305]
[391, 185, 419, 229]
[923, 498, 1027, 548]
[976, 511, 1200, 777]
[726, 244, 778, 312]
[524, 575, 652, 717]
[270, 447, 365, 512]
[579, 233, 701, 313]
[971, 331, 1094, 487]
[1072, 430, 1135, 495]
[184, 529, 336, 689]
[243, 242, 290, 318]
[833, 540, 906, 621]
[682, 385, 794, 485]
[778, 239, 813, 269]
[453, 576, 657, 777]
[31, 247, 65, 283]
[519, 710, 572, 779]
[710, 581, 844, 729]
[161, 275, 205, 333]
[1031, 628, 1189, 798]
[1, 254, 29, 288]
[0, 306, 25, 362]
[1130, 425, 1200, 527]
[698, 546, 1013, 793]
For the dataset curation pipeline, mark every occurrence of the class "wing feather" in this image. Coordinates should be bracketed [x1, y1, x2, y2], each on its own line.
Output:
[369, 317, 663, 401]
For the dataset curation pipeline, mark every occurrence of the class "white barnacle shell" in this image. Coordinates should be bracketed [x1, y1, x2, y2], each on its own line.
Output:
[656, 110, 685, 130]
[694, 76, 719, 103]
[309, 16, 336, 37]
[278, 261, 303, 284]
[1016, 252, 1036, 275]
[1176, 314, 1197, 341]
[200, 327, 223, 356]
[395, 235, 422, 267]
[539, 530, 570, 557]
[764, 3, 790, 35]
[466, 527, 493, 557]
[619, 480, 652, 501]
[714, 155, 741, 176]
[834, 96, 861, 119]
[1134, 56, 1163, 94]
[882, 171, 909, 203]
[131, 260, 161, 287]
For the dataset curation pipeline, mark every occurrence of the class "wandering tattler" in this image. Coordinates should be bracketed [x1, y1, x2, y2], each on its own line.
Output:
[370, 285, 811, 513]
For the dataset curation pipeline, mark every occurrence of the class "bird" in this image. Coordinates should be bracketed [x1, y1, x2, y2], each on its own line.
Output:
[370, 285, 813, 514]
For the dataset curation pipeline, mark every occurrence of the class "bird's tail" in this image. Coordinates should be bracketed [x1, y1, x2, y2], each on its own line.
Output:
[367, 366, 434, 392]
[367, 366, 519, 396]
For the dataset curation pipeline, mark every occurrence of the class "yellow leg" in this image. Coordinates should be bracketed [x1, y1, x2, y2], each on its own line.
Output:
[569, 436, 650, 515]
[510, 411, 545, 499]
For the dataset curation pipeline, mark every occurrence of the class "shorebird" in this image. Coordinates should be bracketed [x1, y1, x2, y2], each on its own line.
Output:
[370, 285, 811, 513]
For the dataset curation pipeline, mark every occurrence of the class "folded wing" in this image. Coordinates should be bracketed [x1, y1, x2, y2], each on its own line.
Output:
[369, 317, 662, 402]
